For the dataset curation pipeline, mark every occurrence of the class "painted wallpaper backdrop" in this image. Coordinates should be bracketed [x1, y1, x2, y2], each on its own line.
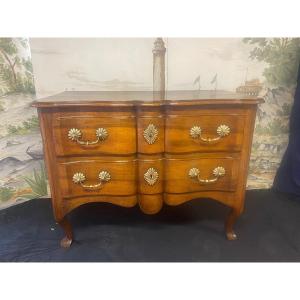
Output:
[0, 38, 299, 208]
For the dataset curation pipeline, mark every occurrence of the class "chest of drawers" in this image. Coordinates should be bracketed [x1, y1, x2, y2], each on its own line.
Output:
[33, 91, 263, 248]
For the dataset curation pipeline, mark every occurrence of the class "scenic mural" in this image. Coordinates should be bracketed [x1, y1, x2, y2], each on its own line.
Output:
[0, 38, 46, 208]
[0, 37, 299, 208]
[243, 38, 300, 188]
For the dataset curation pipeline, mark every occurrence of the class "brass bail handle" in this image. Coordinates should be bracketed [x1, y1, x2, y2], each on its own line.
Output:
[190, 124, 230, 143]
[72, 171, 111, 190]
[188, 166, 226, 184]
[68, 128, 108, 145]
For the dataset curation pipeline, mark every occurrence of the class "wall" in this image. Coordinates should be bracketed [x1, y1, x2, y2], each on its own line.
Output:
[0, 37, 299, 208]
[0, 38, 40, 208]
[31, 38, 154, 98]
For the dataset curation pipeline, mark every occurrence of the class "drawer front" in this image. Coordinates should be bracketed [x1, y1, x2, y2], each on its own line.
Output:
[165, 114, 245, 153]
[165, 157, 239, 193]
[58, 159, 137, 198]
[53, 114, 136, 156]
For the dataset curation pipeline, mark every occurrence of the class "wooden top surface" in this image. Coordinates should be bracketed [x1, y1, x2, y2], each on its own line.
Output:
[33, 90, 264, 108]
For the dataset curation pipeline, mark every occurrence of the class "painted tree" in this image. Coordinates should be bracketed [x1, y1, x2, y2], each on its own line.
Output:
[243, 38, 300, 89]
[0, 38, 35, 94]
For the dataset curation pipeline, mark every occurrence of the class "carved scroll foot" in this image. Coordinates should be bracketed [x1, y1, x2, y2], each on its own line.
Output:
[226, 231, 237, 241]
[225, 208, 239, 241]
[60, 236, 73, 248]
[58, 217, 73, 248]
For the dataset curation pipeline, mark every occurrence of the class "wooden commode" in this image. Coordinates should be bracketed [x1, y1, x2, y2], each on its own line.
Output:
[33, 91, 263, 247]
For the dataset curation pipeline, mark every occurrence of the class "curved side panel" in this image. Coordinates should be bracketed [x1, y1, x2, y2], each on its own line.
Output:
[62, 195, 138, 217]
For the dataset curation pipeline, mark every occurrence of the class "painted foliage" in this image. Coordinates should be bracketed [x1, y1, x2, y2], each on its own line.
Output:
[245, 38, 300, 188]
[0, 37, 299, 209]
[0, 38, 46, 208]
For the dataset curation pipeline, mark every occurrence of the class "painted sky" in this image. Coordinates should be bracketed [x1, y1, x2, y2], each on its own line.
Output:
[30, 38, 154, 97]
[167, 38, 267, 91]
[30, 38, 267, 98]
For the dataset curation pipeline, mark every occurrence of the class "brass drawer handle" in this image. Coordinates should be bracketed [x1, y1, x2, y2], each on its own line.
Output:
[188, 166, 225, 184]
[68, 128, 108, 145]
[190, 124, 230, 143]
[144, 167, 159, 186]
[72, 171, 111, 190]
[143, 124, 158, 145]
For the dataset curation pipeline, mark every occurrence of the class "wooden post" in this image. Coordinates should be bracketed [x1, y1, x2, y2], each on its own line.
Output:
[153, 38, 166, 100]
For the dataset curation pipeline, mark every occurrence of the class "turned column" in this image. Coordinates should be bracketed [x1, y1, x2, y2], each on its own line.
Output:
[153, 37, 166, 100]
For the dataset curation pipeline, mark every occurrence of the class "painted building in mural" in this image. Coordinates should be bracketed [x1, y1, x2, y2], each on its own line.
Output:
[0, 37, 299, 207]
[236, 79, 263, 96]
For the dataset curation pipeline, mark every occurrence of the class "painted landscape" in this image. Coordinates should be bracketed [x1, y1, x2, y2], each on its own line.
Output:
[0, 38, 47, 208]
[246, 38, 300, 188]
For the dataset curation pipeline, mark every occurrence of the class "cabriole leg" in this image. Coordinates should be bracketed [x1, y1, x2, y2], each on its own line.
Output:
[58, 216, 73, 248]
[225, 208, 240, 240]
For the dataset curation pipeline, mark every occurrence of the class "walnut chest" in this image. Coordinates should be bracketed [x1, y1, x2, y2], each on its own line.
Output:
[33, 91, 263, 247]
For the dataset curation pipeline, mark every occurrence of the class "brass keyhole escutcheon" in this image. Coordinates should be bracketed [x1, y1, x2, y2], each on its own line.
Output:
[144, 168, 159, 186]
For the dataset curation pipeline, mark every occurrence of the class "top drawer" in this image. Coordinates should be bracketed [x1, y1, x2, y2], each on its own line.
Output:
[165, 114, 245, 153]
[52, 113, 136, 156]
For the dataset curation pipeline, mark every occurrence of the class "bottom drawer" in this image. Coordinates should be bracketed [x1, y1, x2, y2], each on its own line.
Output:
[58, 158, 137, 198]
[165, 157, 239, 193]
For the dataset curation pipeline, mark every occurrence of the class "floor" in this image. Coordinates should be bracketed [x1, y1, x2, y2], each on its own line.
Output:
[0, 189, 300, 262]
